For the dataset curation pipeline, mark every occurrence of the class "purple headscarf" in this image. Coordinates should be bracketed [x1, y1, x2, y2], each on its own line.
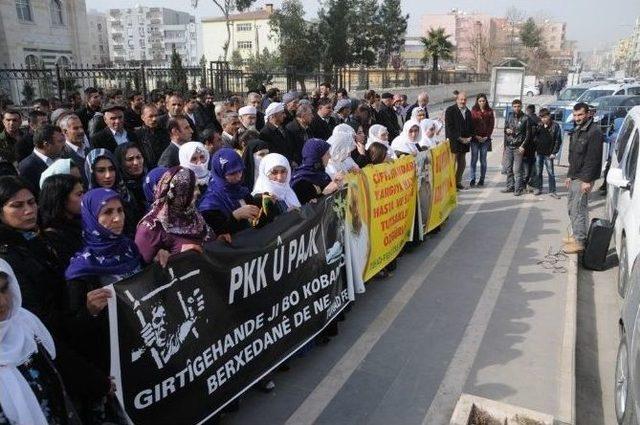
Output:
[290, 138, 332, 188]
[198, 148, 251, 216]
[142, 166, 169, 206]
[65, 188, 141, 280]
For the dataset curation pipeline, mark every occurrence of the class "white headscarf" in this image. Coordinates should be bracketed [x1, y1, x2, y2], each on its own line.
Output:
[179, 142, 210, 185]
[419, 119, 440, 149]
[326, 131, 357, 178]
[332, 123, 356, 138]
[391, 119, 423, 156]
[251, 153, 301, 208]
[366, 124, 396, 159]
[410, 106, 427, 122]
[39, 158, 72, 188]
[0, 259, 56, 425]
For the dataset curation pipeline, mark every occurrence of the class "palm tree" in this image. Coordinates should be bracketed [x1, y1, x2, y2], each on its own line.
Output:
[420, 28, 454, 85]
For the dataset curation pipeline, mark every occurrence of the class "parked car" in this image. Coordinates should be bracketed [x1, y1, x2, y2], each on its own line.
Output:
[607, 106, 640, 298]
[593, 96, 640, 132]
[545, 83, 601, 130]
[523, 83, 539, 97]
[616, 256, 640, 424]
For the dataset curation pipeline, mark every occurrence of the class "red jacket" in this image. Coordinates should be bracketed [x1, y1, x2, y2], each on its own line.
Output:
[471, 107, 495, 138]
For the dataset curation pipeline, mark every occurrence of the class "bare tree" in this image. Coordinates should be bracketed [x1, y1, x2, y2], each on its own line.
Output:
[463, 22, 500, 73]
[192, 0, 257, 61]
[505, 7, 526, 57]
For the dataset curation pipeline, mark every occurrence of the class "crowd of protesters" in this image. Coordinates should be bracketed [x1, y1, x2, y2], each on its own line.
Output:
[0, 80, 588, 423]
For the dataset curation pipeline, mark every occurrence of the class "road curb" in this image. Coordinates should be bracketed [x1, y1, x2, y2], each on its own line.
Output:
[558, 253, 578, 424]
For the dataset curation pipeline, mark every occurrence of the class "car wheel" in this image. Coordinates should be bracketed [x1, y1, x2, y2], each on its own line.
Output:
[619, 238, 629, 298]
[526, 91, 534, 97]
[616, 334, 635, 424]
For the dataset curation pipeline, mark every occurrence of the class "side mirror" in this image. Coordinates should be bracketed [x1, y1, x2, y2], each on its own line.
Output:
[608, 167, 631, 190]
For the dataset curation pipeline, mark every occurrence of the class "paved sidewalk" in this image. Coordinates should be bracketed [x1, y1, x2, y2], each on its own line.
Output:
[221, 134, 578, 424]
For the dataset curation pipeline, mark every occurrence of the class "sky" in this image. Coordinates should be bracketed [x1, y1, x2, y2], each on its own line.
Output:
[85, 0, 640, 51]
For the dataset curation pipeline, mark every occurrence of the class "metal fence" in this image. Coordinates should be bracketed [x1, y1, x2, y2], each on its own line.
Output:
[0, 62, 489, 107]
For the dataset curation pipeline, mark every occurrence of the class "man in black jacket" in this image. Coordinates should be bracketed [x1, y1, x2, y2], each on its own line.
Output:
[377, 93, 401, 140]
[533, 108, 562, 198]
[90, 104, 139, 152]
[75, 87, 102, 131]
[260, 102, 297, 165]
[285, 103, 314, 165]
[309, 98, 337, 140]
[124, 92, 144, 130]
[444, 92, 474, 190]
[135, 104, 170, 168]
[502, 99, 530, 195]
[157, 116, 193, 167]
[563, 102, 603, 253]
[18, 124, 65, 193]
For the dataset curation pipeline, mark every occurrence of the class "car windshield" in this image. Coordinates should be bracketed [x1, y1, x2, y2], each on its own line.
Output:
[579, 90, 615, 103]
[558, 88, 587, 101]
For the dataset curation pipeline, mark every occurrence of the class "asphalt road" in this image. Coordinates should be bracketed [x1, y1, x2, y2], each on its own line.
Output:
[219, 95, 576, 425]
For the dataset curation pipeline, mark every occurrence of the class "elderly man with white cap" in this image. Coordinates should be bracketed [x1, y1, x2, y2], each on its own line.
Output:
[238, 105, 257, 132]
[259, 102, 297, 166]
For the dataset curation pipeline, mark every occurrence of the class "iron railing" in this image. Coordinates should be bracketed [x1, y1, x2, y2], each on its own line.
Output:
[0, 62, 489, 107]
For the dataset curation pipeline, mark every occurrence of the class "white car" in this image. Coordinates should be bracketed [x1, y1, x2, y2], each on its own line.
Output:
[523, 84, 539, 97]
[607, 106, 640, 297]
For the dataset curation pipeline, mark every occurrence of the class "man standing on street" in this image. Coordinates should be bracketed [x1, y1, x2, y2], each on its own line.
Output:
[563, 102, 603, 254]
[405, 92, 430, 122]
[445, 91, 474, 190]
[533, 108, 562, 198]
[502, 99, 529, 196]
[157, 116, 193, 167]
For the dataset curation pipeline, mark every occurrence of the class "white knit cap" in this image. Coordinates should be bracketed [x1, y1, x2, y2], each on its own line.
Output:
[265, 102, 285, 119]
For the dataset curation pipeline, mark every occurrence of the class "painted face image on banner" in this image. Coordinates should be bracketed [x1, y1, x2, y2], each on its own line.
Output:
[128, 269, 206, 369]
[324, 191, 346, 265]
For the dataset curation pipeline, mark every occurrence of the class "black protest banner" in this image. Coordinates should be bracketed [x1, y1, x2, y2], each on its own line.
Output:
[107, 190, 351, 424]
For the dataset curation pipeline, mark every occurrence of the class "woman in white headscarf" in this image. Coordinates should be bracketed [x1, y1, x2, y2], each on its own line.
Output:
[252, 153, 301, 212]
[179, 141, 211, 188]
[0, 259, 75, 425]
[391, 119, 423, 157]
[410, 106, 427, 122]
[366, 124, 396, 159]
[39, 158, 83, 189]
[418, 119, 441, 149]
[331, 123, 367, 170]
[326, 131, 359, 179]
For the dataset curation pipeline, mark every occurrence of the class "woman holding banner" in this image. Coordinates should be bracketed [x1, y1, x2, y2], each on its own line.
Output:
[252, 153, 301, 215]
[199, 148, 261, 238]
[291, 138, 343, 205]
[135, 167, 213, 266]
[65, 188, 142, 424]
[391, 119, 423, 157]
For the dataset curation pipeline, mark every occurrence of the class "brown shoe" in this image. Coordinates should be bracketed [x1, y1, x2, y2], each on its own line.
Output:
[563, 241, 584, 254]
[562, 235, 576, 244]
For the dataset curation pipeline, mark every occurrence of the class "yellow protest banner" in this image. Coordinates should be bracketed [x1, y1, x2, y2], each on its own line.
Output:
[346, 155, 417, 282]
[427, 140, 457, 232]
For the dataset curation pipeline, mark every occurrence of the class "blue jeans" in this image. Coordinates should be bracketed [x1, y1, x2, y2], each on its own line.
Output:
[504, 147, 524, 191]
[536, 154, 557, 193]
[470, 139, 489, 181]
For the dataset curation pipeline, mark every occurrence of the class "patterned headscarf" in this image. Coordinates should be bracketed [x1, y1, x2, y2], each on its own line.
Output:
[84, 148, 132, 203]
[138, 166, 212, 241]
[65, 188, 141, 280]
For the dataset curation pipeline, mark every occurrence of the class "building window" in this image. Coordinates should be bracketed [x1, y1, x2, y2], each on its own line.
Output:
[25, 54, 40, 69]
[97, 23, 102, 31]
[16, 0, 32, 21]
[236, 23, 252, 32]
[57, 56, 70, 69]
[51, 0, 64, 25]
[237, 40, 253, 50]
